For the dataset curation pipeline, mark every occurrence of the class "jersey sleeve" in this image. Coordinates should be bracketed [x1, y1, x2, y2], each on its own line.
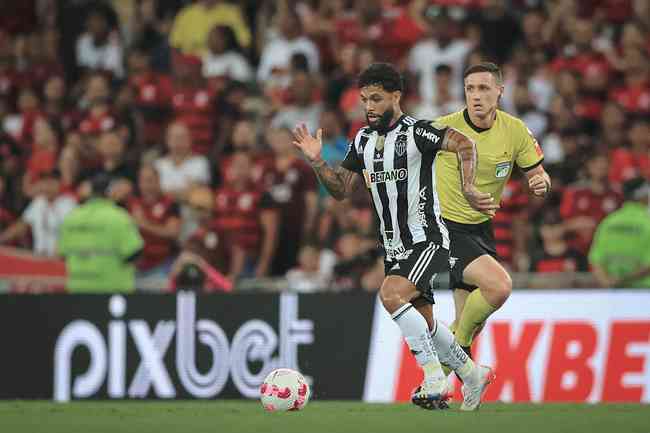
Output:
[516, 125, 544, 171]
[413, 120, 448, 155]
[340, 140, 363, 174]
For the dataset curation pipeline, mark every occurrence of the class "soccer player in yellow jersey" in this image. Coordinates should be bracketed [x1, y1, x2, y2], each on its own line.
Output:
[433, 62, 551, 362]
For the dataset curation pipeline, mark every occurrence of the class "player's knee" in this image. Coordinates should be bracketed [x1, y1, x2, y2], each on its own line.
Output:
[493, 273, 512, 306]
[379, 287, 400, 314]
[379, 283, 413, 314]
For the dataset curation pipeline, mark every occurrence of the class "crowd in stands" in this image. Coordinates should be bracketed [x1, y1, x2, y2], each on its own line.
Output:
[0, 0, 649, 291]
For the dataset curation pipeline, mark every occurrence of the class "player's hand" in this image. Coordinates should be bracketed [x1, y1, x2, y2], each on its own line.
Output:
[528, 174, 549, 196]
[463, 185, 499, 217]
[292, 123, 323, 164]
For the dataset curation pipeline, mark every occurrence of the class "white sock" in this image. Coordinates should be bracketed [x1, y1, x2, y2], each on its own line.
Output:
[430, 319, 477, 384]
[391, 303, 444, 380]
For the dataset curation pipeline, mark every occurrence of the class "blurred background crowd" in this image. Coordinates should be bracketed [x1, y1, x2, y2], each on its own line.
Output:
[0, 0, 649, 292]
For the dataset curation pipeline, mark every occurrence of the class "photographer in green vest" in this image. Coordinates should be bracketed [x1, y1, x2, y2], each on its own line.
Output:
[589, 177, 650, 288]
[58, 174, 144, 293]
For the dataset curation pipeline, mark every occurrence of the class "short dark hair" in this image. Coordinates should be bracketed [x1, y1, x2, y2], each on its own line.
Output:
[463, 62, 503, 85]
[358, 63, 403, 92]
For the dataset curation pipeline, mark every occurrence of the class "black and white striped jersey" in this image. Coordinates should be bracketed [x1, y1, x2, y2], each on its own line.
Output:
[341, 114, 450, 260]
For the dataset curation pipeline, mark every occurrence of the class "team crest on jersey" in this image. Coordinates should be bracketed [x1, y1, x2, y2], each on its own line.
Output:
[495, 161, 511, 178]
[395, 133, 407, 157]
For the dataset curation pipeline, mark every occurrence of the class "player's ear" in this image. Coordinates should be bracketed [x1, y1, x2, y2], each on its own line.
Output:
[393, 90, 402, 106]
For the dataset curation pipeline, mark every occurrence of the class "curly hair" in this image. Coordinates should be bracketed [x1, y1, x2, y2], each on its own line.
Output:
[357, 63, 403, 92]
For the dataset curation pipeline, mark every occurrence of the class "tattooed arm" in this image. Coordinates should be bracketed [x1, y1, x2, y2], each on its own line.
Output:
[310, 160, 358, 201]
[442, 128, 499, 217]
[293, 123, 358, 201]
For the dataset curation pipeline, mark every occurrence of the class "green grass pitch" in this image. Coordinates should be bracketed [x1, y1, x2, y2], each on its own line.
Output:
[1, 401, 649, 433]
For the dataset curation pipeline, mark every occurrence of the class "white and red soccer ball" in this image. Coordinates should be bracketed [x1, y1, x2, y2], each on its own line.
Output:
[259, 368, 310, 412]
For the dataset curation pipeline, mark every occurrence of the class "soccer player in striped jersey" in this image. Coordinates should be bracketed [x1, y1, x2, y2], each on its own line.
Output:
[293, 63, 496, 410]
[433, 62, 551, 372]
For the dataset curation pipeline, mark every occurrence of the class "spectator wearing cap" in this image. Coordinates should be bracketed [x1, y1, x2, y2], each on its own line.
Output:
[76, 7, 124, 78]
[170, 0, 251, 57]
[589, 177, 650, 288]
[58, 174, 143, 293]
[0, 169, 77, 257]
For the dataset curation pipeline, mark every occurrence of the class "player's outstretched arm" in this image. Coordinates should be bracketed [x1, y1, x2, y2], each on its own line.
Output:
[293, 123, 357, 201]
[442, 128, 499, 217]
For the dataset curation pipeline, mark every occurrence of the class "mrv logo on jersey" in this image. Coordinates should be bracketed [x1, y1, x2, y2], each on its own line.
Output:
[53, 292, 313, 401]
[415, 128, 440, 144]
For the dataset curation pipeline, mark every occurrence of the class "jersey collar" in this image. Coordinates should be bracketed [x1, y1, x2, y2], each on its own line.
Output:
[463, 108, 494, 133]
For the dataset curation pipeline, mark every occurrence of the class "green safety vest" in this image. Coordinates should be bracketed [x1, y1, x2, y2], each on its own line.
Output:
[58, 198, 144, 293]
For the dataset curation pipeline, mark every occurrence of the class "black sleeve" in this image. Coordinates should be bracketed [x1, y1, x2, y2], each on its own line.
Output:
[340, 140, 364, 174]
[412, 120, 448, 155]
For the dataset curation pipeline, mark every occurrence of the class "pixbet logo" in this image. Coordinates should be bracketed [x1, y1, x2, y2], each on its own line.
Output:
[53, 292, 313, 401]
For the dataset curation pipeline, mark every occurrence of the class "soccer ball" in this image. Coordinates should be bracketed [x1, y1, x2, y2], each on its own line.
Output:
[259, 368, 310, 412]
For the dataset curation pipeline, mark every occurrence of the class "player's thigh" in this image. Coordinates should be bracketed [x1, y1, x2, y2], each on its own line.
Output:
[390, 242, 446, 298]
[462, 254, 512, 296]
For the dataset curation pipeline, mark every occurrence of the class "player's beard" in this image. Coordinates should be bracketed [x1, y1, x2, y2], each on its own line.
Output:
[367, 108, 394, 134]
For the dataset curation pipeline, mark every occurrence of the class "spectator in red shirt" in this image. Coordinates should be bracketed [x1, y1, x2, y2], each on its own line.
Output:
[4, 86, 42, 150]
[20, 29, 64, 86]
[598, 101, 627, 150]
[493, 178, 530, 271]
[263, 126, 318, 275]
[127, 43, 173, 147]
[214, 151, 278, 279]
[42, 76, 79, 133]
[609, 48, 650, 114]
[530, 209, 589, 273]
[171, 51, 216, 155]
[560, 153, 623, 254]
[128, 164, 181, 280]
[608, 116, 650, 185]
[23, 117, 59, 199]
[550, 18, 612, 90]
[171, 186, 232, 292]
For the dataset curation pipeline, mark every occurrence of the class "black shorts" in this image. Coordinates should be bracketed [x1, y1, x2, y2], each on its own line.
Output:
[444, 218, 498, 292]
[384, 241, 448, 304]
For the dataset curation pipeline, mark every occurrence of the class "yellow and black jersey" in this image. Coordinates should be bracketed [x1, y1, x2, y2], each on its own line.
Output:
[434, 109, 543, 225]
